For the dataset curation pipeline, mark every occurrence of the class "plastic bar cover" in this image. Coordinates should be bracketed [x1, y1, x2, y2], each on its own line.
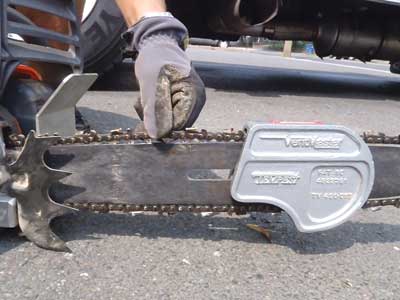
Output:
[231, 123, 375, 233]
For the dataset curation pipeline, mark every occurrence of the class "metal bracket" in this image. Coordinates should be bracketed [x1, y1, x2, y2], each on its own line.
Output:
[0, 196, 17, 228]
[35, 73, 98, 137]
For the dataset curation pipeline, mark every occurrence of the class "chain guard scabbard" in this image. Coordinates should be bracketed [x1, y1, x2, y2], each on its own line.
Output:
[8, 131, 75, 252]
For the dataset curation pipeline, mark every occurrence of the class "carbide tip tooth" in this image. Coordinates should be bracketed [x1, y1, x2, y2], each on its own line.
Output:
[48, 202, 76, 217]
[22, 224, 71, 253]
[40, 236, 71, 252]
[49, 240, 72, 253]
[48, 170, 72, 182]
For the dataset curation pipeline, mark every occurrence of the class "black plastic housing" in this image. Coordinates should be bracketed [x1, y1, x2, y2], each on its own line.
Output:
[0, 0, 82, 97]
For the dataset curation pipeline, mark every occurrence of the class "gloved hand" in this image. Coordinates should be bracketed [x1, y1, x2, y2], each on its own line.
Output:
[124, 15, 206, 139]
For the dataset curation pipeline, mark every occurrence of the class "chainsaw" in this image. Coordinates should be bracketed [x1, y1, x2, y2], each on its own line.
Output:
[1, 0, 400, 252]
[2, 98, 400, 251]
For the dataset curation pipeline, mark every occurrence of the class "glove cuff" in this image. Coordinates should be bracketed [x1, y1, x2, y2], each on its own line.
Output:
[123, 16, 189, 54]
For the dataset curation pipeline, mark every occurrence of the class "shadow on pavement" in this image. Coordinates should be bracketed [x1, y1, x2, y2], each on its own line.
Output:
[93, 61, 400, 102]
[78, 107, 141, 133]
[58, 211, 400, 255]
[0, 228, 25, 255]
[2, 211, 399, 255]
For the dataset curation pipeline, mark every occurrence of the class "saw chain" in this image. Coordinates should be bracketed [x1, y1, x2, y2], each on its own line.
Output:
[7, 128, 400, 213]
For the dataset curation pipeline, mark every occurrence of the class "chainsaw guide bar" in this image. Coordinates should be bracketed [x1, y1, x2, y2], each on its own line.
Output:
[5, 123, 400, 251]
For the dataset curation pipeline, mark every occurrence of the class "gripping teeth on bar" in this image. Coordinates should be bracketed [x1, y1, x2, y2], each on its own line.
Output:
[8, 131, 75, 252]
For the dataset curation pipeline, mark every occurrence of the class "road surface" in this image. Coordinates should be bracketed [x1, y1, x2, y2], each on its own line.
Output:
[1, 47, 400, 300]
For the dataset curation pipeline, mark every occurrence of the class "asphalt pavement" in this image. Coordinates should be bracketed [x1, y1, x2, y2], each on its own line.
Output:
[1, 47, 400, 300]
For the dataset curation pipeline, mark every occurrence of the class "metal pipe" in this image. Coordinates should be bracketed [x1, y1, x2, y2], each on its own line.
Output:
[263, 22, 317, 41]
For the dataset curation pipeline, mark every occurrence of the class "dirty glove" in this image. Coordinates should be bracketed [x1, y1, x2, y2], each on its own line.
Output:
[124, 15, 206, 139]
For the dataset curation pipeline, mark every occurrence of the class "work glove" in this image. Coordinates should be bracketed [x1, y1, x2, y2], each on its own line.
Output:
[124, 15, 206, 139]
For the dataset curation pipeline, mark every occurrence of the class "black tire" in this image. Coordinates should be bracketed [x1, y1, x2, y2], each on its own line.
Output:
[81, 0, 127, 75]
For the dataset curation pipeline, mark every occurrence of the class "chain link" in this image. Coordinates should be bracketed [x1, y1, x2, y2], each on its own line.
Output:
[7, 129, 400, 212]
[9, 129, 400, 147]
[362, 131, 400, 145]
[65, 202, 281, 215]
[363, 197, 400, 209]
[7, 128, 246, 147]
